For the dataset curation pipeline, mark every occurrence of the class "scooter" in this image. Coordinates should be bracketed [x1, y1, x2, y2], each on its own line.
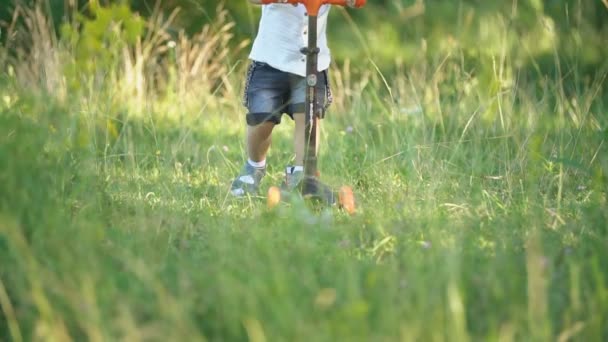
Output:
[262, 0, 366, 214]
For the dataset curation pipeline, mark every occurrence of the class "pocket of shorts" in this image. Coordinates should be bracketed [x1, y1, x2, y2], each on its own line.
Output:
[242, 62, 259, 107]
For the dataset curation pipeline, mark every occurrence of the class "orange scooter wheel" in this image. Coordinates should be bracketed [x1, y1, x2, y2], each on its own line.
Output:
[338, 186, 356, 215]
[267, 186, 282, 209]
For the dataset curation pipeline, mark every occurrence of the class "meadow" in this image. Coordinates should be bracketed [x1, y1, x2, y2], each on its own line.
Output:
[0, 1, 607, 341]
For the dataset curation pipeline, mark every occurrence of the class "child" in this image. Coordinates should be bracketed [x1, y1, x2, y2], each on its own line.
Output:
[231, 0, 333, 196]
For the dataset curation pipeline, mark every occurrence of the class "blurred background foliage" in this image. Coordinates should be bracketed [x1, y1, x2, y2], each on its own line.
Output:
[1, 0, 607, 75]
[0, 0, 605, 163]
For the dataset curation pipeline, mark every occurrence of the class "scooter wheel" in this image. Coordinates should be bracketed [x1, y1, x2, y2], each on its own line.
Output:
[267, 186, 282, 209]
[338, 186, 356, 215]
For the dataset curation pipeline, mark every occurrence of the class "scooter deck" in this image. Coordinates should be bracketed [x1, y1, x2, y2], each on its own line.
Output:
[267, 176, 356, 214]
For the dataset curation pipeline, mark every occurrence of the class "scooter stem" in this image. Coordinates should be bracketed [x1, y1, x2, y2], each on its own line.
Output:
[302, 13, 319, 181]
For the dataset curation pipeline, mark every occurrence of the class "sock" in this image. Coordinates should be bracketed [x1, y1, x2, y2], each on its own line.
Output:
[286, 165, 304, 174]
[248, 158, 266, 169]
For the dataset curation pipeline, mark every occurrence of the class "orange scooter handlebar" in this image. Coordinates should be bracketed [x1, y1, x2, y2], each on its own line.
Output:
[261, 0, 366, 16]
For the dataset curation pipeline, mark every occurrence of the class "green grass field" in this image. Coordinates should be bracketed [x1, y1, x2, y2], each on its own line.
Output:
[1, 3, 607, 341]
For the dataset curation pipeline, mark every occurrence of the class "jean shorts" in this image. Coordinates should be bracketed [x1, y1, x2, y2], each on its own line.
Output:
[242, 61, 333, 125]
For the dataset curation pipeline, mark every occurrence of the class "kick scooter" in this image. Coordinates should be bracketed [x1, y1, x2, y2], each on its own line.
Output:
[262, 0, 366, 214]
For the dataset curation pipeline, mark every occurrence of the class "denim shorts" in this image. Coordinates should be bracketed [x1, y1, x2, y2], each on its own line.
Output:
[242, 61, 333, 125]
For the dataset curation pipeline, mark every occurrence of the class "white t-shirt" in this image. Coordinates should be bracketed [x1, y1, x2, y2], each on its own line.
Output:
[249, 4, 331, 77]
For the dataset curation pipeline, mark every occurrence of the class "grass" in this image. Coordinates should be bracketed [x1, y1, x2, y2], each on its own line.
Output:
[1, 2, 607, 341]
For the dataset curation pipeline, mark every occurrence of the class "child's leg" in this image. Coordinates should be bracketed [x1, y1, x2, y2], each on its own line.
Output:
[231, 61, 289, 196]
[293, 113, 319, 167]
[242, 61, 289, 166]
[247, 121, 275, 163]
[231, 121, 274, 196]
[290, 69, 330, 168]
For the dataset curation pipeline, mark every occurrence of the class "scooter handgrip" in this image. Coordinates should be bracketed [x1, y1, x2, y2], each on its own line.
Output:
[327, 0, 366, 8]
[261, 0, 299, 4]
[350, 0, 366, 8]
